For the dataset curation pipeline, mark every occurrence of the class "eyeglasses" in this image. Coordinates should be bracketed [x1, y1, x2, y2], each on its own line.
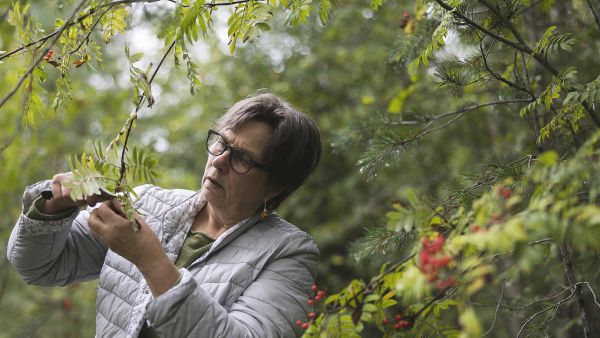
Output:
[206, 129, 269, 174]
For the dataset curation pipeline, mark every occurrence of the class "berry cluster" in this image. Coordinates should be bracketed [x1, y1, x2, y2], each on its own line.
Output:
[382, 313, 411, 331]
[418, 233, 456, 289]
[296, 284, 327, 331]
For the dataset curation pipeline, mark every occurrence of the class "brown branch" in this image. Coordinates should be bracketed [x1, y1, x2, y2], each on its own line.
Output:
[558, 245, 592, 337]
[0, 0, 90, 111]
[415, 99, 531, 138]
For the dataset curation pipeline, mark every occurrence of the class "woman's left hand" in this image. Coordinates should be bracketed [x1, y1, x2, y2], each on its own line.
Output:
[89, 199, 180, 296]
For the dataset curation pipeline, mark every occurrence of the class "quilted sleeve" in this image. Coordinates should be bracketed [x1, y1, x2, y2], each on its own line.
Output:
[145, 234, 319, 338]
[6, 182, 154, 286]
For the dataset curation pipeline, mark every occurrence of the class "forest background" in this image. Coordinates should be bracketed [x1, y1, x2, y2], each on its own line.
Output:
[1, 0, 600, 337]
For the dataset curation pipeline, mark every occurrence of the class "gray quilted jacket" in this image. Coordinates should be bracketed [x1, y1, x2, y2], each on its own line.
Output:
[7, 180, 319, 338]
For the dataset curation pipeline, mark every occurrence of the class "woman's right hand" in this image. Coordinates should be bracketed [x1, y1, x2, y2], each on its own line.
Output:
[41, 173, 111, 214]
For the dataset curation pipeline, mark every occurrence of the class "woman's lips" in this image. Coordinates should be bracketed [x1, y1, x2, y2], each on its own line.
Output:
[205, 177, 223, 189]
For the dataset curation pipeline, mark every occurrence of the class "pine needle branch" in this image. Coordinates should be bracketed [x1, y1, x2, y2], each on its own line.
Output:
[432, 0, 600, 128]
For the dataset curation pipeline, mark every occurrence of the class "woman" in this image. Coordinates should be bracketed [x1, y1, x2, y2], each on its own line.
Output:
[7, 93, 322, 338]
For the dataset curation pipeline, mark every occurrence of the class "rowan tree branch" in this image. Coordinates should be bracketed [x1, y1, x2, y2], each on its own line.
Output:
[0, 0, 162, 62]
[0, 0, 256, 62]
[115, 39, 176, 187]
[0, 0, 89, 112]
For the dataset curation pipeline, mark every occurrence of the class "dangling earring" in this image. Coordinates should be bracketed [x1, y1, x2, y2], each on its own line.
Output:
[260, 201, 269, 220]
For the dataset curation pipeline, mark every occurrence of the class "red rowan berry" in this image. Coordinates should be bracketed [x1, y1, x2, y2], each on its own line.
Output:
[394, 322, 403, 330]
[382, 318, 389, 325]
[316, 290, 326, 299]
[308, 311, 317, 319]
[44, 49, 54, 61]
[301, 322, 310, 330]
[500, 187, 512, 199]
[395, 314, 402, 321]
[311, 284, 318, 292]
[398, 320, 410, 328]
[308, 299, 314, 305]
[296, 319, 303, 327]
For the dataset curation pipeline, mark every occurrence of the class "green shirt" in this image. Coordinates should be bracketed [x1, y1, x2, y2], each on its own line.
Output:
[139, 231, 214, 338]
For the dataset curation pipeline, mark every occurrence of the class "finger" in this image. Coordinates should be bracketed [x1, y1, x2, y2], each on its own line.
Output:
[88, 209, 106, 241]
[106, 199, 127, 219]
[51, 180, 63, 200]
[96, 202, 126, 224]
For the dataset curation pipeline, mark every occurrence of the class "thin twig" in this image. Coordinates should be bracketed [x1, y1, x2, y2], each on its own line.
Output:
[517, 290, 576, 338]
[69, 5, 114, 55]
[482, 282, 505, 336]
[115, 39, 176, 185]
[0, 0, 89, 111]
[477, 34, 535, 99]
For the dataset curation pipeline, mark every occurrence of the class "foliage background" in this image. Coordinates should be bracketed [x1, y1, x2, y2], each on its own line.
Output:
[1, 0, 599, 336]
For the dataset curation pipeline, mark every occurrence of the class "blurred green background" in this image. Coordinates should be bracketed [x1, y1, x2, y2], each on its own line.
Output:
[1, 0, 599, 336]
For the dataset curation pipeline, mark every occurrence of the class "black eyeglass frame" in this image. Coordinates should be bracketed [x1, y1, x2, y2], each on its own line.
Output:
[206, 129, 270, 174]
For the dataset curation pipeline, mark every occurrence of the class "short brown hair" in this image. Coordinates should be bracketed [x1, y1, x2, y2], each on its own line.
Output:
[215, 92, 321, 210]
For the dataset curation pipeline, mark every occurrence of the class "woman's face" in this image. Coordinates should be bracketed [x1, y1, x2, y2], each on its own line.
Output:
[202, 120, 274, 221]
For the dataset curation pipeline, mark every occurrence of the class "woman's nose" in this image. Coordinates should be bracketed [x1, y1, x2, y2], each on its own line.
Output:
[212, 149, 231, 172]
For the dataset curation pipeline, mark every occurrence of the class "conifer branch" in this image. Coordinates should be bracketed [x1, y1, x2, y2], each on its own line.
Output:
[0, 0, 89, 111]
[432, 0, 600, 128]
[477, 35, 534, 100]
